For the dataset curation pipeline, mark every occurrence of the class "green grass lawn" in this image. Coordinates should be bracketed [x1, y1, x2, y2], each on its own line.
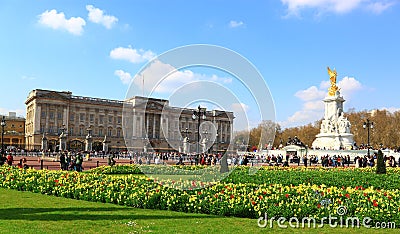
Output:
[0, 188, 397, 234]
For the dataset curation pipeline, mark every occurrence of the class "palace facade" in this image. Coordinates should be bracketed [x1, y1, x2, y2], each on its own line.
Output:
[1, 112, 25, 150]
[25, 89, 234, 153]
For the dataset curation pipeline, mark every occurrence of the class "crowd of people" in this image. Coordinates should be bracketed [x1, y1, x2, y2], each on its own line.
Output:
[2, 146, 400, 171]
[353, 154, 400, 168]
[58, 151, 84, 171]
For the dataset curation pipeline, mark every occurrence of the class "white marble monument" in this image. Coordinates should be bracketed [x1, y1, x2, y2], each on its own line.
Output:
[312, 67, 355, 150]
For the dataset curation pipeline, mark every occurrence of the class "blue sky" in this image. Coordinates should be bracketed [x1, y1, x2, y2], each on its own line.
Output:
[0, 0, 399, 130]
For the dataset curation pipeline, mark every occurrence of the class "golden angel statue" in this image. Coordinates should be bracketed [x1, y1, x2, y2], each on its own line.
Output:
[327, 67, 337, 84]
[327, 66, 339, 96]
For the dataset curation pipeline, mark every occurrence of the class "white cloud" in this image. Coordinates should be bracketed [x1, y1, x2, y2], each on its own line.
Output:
[135, 60, 196, 93]
[114, 70, 133, 85]
[295, 86, 326, 101]
[231, 103, 250, 113]
[86, 5, 118, 29]
[229, 20, 244, 28]
[283, 76, 363, 127]
[287, 110, 323, 124]
[118, 60, 233, 94]
[281, 0, 396, 16]
[337, 76, 362, 98]
[38, 9, 86, 35]
[210, 74, 233, 84]
[110, 46, 156, 64]
[379, 107, 400, 113]
[304, 100, 325, 111]
[366, 1, 396, 14]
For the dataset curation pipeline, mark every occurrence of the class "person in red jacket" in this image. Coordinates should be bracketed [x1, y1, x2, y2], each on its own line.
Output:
[6, 154, 13, 166]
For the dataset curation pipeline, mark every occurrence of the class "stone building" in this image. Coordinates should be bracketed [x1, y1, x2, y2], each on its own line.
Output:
[25, 89, 234, 153]
[1, 112, 25, 150]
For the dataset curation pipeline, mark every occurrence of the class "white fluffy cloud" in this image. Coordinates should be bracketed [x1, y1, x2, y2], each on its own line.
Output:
[283, 76, 363, 127]
[295, 86, 326, 101]
[231, 103, 250, 113]
[281, 0, 396, 16]
[367, 1, 396, 14]
[379, 107, 400, 113]
[337, 76, 362, 97]
[38, 9, 86, 35]
[136, 60, 234, 93]
[229, 20, 244, 28]
[110, 46, 156, 64]
[86, 5, 118, 29]
[114, 70, 132, 85]
[115, 59, 233, 97]
[134, 60, 196, 93]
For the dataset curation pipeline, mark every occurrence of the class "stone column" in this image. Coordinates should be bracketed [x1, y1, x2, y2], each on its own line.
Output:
[132, 114, 137, 137]
[34, 105, 41, 134]
[45, 105, 49, 133]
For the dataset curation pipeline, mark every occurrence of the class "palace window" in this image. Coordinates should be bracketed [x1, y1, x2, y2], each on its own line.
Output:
[117, 117, 121, 124]
[108, 116, 113, 124]
[117, 129, 121, 137]
[80, 113, 85, 122]
[108, 128, 113, 136]
[99, 129, 103, 136]
[90, 114, 94, 122]
[99, 115, 104, 124]
[57, 112, 62, 119]
[49, 112, 54, 120]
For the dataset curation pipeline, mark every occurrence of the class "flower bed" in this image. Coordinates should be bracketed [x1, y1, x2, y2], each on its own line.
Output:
[89, 165, 400, 190]
[1, 165, 399, 224]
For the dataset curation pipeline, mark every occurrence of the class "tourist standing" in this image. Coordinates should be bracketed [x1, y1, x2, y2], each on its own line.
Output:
[6, 154, 13, 166]
[75, 153, 83, 172]
[60, 153, 66, 170]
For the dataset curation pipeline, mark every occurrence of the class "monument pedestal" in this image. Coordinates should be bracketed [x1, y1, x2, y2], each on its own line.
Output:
[312, 133, 354, 150]
[312, 87, 354, 150]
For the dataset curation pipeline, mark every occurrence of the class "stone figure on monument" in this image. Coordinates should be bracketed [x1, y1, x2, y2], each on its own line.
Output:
[320, 121, 326, 133]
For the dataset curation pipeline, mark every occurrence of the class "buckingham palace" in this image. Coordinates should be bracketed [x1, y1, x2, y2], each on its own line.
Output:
[25, 89, 234, 153]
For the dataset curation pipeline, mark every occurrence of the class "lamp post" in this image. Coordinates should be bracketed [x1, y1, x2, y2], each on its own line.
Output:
[1, 116, 6, 155]
[363, 119, 374, 157]
[192, 105, 206, 157]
